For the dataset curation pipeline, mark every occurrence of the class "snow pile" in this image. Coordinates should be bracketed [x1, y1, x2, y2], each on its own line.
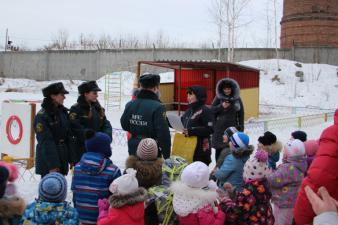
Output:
[239, 59, 338, 109]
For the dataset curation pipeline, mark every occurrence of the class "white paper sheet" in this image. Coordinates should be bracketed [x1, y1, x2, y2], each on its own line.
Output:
[167, 113, 184, 132]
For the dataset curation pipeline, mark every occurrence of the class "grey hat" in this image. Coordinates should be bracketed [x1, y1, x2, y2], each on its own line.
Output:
[39, 172, 67, 203]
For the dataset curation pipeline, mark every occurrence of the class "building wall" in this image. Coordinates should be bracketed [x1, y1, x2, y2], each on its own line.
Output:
[281, 0, 338, 48]
[241, 88, 259, 120]
[0, 47, 337, 81]
[171, 69, 259, 119]
[282, 0, 338, 17]
[161, 83, 259, 120]
[159, 83, 175, 111]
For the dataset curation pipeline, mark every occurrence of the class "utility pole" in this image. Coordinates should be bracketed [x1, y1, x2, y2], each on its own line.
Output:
[5, 28, 8, 52]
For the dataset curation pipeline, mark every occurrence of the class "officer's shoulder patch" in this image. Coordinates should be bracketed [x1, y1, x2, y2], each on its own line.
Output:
[38, 109, 45, 115]
[36, 123, 43, 132]
[69, 112, 77, 120]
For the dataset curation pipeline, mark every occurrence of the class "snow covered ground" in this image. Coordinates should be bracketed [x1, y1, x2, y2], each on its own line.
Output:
[0, 58, 336, 204]
[239, 59, 338, 109]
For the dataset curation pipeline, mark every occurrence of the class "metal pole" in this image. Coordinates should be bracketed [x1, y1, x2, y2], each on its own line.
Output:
[5, 28, 8, 52]
[178, 64, 182, 116]
[120, 71, 122, 109]
[134, 61, 141, 89]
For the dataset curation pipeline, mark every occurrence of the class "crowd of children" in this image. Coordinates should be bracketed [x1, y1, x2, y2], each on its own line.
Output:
[0, 109, 338, 225]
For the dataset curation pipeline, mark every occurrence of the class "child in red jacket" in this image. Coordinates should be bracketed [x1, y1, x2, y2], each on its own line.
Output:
[171, 161, 225, 225]
[294, 109, 338, 225]
[97, 168, 148, 225]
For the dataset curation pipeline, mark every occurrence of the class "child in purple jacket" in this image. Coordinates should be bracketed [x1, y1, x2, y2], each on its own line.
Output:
[267, 139, 307, 225]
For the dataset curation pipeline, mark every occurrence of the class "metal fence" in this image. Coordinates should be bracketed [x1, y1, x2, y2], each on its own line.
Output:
[246, 111, 335, 133]
[112, 128, 128, 146]
[259, 104, 334, 118]
[111, 110, 335, 146]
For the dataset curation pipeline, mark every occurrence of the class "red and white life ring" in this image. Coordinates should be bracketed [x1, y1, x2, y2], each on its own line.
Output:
[6, 115, 23, 145]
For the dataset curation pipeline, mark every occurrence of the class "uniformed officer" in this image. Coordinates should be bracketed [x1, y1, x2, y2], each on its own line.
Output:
[69, 80, 112, 162]
[120, 74, 171, 159]
[34, 82, 76, 177]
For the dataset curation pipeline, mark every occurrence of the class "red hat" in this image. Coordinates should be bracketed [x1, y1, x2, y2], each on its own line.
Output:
[304, 139, 319, 157]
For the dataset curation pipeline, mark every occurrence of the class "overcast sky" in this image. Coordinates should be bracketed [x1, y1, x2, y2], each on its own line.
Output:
[0, 0, 283, 50]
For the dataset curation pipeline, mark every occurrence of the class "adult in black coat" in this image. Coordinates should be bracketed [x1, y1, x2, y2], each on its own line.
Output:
[181, 85, 214, 165]
[34, 82, 76, 177]
[211, 78, 244, 161]
[120, 74, 171, 159]
[69, 81, 112, 163]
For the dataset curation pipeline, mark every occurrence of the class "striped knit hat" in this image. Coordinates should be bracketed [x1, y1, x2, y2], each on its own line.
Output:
[224, 126, 238, 139]
[39, 172, 67, 203]
[137, 138, 158, 160]
[229, 132, 249, 151]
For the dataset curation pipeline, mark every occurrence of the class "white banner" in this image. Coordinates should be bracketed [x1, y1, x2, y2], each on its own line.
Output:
[0, 102, 34, 158]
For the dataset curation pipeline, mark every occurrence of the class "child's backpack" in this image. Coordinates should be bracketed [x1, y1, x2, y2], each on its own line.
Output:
[148, 155, 188, 225]
[161, 155, 188, 186]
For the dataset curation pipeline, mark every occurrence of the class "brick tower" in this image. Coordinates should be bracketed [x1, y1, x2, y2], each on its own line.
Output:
[280, 0, 338, 48]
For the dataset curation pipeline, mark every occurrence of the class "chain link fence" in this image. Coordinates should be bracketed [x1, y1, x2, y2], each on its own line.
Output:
[246, 111, 335, 133]
[112, 128, 128, 146]
[259, 104, 334, 118]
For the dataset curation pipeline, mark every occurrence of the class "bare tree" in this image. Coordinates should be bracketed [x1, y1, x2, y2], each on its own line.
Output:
[209, 0, 251, 62]
[273, 0, 280, 70]
[51, 29, 69, 50]
[155, 30, 170, 48]
[209, 0, 225, 60]
[43, 29, 188, 50]
[265, 0, 272, 48]
[79, 33, 97, 50]
[97, 33, 112, 49]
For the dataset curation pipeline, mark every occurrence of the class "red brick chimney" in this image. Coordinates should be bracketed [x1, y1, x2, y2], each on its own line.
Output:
[280, 0, 338, 48]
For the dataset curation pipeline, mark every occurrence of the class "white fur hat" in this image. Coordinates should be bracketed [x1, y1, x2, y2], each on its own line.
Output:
[109, 168, 138, 195]
[181, 161, 210, 188]
[284, 139, 305, 158]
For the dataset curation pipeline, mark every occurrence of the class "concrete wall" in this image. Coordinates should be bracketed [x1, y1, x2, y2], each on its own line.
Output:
[292, 47, 338, 65]
[0, 47, 337, 81]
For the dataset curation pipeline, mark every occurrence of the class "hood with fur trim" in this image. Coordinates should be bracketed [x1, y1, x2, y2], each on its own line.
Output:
[0, 196, 26, 219]
[261, 141, 283, 154]
[126, 155, 164, 189]
[170, 181, 218, 217]
[216, 78, 240, 101]
[109, 187, 148, 208]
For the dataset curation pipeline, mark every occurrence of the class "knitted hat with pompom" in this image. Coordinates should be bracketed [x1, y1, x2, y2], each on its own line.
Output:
[243, 150, 269, 181]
